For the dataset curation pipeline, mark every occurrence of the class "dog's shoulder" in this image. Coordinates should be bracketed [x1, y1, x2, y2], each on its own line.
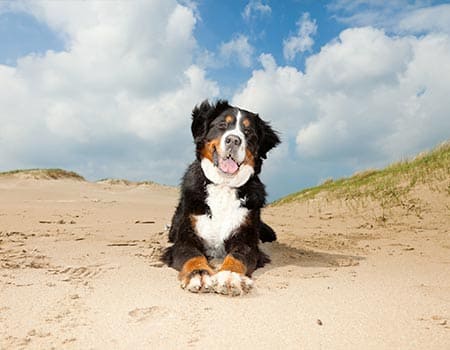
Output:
[181, 160, 207, 192]
[176, 160, 211, 217]
[236, 175, 266, 210]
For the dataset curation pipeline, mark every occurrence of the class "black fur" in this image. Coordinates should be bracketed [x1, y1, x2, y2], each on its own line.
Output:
[162, 100, 280, 276]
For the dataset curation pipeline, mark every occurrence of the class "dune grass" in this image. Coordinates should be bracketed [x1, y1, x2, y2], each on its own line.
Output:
[0, 168, 85, 181]
[273, 141, 450, 206]
[96, 178, 156, 186]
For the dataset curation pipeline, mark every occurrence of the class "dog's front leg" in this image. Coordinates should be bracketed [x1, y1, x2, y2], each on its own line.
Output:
[165, 242, 215, 293]
[212, 254, 254, 296]
[178, 255, 215, 293]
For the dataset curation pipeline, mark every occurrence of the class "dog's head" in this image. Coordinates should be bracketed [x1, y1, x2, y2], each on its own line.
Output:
[191, 100, 280, 187]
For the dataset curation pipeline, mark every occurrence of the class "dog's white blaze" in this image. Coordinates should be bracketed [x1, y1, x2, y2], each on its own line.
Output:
[194, 184, 248, 258]
[221, 110, 246, 163]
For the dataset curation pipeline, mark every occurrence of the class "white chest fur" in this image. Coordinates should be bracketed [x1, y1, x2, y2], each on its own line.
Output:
[194, 184, 248, 258]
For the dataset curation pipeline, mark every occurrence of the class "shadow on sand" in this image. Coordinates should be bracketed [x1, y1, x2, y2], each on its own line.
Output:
[260, 241, 364, 270]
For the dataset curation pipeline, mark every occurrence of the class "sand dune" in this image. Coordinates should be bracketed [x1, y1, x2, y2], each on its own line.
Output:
[1, 173, 449, 349]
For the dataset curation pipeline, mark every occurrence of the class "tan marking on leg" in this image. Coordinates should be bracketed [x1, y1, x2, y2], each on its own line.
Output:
[179, 256, 214, 283]
[219, 255, 247, 275]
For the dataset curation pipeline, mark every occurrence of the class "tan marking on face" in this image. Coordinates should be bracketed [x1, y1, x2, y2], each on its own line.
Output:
[200, 138, 221, 162]
[242, 118, 250, 128]
[225, 115, 234, 124]
[189, 214, 197, 228]
[243, 148, 255, 168]
[219, 255, 247, 275]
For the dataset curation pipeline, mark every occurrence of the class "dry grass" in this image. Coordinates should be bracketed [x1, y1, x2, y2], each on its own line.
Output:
[96, 179, 178, 192]
[0, 168, 85, 181]
[273, 141, 450, 207]
[96, 178, 157, 186]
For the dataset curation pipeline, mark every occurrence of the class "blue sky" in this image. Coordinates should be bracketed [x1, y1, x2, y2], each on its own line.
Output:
[192, 1, 345, 89]
[1, 0, 450, 200]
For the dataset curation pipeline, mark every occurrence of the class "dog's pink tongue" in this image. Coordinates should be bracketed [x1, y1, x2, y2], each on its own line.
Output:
[219, 158, 239, 174]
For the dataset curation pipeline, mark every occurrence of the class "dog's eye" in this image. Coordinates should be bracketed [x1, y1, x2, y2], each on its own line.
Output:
[243, 128, 251, 135]
[218, 122, 228, 130]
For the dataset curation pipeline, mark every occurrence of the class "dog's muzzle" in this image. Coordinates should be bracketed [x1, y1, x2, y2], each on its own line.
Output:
[213, 137, 243, 175]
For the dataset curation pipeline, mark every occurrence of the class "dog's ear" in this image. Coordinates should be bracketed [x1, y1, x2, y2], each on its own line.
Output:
[191, 100, 212, 142]
[256, 116, 281, 159]
[191, 99, 231, 142]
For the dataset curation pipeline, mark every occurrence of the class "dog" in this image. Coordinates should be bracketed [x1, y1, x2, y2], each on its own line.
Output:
[161, 100, 280, 295]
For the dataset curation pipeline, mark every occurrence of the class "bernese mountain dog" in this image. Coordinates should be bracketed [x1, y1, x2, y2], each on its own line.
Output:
[162, 100, 280, 296]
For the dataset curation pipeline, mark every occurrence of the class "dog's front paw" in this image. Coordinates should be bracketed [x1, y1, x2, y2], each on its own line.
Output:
[181, 271, 213, 293]
[179, 256, 214, 293]
[211, 271, 253, 296]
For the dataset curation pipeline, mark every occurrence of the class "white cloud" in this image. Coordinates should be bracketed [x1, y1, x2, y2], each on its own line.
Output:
[124, 66, 219, 139]
[398, 4, 450, 34]
[219, 34, 254, 68]
[0, 1, 219, 182]
[297, 29, 450, 161]
[305, 27, 413, 93]
[233, 54, 311, 135]
[283, 13, 317, 61]
[196, 35, 255, 70]
[329, 1, 450, 35]
[234, 27, 450, 195]
[242, 0, 271, 20]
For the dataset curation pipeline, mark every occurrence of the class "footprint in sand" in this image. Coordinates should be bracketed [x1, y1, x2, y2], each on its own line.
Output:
[47, 264, 118, 283]
[430, 315, 449, 327]
[128, 306, 170, 323]
[135, 244, 166, 267]
[418, 315, 449, 329]
[1, 247, 50, 270]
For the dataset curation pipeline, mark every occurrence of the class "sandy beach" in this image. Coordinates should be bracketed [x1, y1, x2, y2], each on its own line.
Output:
[1, 175, 449, 349]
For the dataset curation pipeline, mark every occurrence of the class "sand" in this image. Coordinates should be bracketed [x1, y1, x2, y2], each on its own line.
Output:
[1, 177, 449, 349]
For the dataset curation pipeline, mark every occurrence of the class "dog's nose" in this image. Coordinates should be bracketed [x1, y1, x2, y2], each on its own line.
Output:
[225, 135, 242, 147]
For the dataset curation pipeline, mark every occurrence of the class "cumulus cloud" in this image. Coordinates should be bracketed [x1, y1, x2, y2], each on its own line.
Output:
[242, 0, 271, 20]
[283, 13, 317, 61]
[234, 27, 450, 197]
[298, 28, 450, 161]
[0, 1, 219, 182]
[219, 34, 254, 68]
[233, 53, 311, 135]
[305, 27, 413, 94]
[196, 34, 255, 70]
